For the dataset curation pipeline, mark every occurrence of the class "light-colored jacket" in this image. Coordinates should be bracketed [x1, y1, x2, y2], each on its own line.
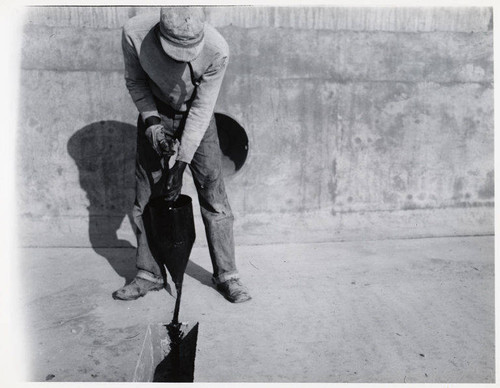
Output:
[122, 12, 229, 163]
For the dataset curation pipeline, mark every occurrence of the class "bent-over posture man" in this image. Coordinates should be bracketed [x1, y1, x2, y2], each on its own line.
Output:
[113, 7, 251, 303]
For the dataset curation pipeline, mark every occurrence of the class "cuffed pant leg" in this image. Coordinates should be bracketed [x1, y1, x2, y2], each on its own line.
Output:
[132, 116, 165, 281]
[189, 116, 239, 283]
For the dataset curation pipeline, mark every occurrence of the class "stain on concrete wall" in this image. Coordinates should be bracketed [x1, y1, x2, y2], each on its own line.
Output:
[18, 7, 493, 247]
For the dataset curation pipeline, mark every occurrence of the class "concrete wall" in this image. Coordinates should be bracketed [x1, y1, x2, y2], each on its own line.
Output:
[18, 7, 493, 247]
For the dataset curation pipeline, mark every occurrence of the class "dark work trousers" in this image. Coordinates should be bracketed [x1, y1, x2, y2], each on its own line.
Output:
[133, 110, 239, 285]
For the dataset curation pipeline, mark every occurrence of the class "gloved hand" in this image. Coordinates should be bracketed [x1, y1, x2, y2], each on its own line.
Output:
[164, 161, 187, 202]
[158, 132, 176, 157]
[145, 124, 176, 156]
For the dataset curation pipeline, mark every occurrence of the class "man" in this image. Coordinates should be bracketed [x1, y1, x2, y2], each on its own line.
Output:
[113, 7, 251, 303]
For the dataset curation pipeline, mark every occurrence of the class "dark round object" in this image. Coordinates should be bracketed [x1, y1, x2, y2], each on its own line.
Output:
[215, 113, 249, 176]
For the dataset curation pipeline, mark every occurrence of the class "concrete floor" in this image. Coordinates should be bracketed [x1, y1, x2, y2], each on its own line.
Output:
[19, 236, 494, 383]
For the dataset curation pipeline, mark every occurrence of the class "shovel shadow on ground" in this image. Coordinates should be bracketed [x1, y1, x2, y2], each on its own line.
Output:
[67, 120, 218, 290]
[185, 260, 214, 288]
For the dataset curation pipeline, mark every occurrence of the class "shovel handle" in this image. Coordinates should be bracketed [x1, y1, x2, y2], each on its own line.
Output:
[161, 153, 171, 172]
[159, 155, 174, 205]
[172, 282, 183, 325]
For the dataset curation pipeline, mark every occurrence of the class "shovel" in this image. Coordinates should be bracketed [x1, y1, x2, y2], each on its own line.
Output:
[147, 188, 196, 325]
[134, 152, 199, 382]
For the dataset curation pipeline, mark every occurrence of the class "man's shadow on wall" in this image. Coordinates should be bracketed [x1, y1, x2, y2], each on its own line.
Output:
[67, 120, 214, 289]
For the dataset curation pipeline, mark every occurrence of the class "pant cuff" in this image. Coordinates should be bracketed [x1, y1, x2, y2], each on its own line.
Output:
[212, 271, 240, 284]
[136, 269, 164, 284]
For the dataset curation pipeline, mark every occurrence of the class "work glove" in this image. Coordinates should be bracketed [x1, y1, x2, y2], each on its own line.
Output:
[163, 161, 187, 202]
[145, 124, 176, 156]
[158, 133, 177, 158]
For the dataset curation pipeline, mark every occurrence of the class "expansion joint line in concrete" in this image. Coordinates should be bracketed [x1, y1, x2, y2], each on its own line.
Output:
[18, 69, 495, 87]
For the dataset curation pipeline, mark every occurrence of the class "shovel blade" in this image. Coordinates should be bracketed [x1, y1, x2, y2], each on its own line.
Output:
[146, 194, 196, 284]
[133, 322, 199, 382]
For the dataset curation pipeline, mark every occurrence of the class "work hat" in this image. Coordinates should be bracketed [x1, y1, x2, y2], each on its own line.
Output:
[158, 7, 206, 62]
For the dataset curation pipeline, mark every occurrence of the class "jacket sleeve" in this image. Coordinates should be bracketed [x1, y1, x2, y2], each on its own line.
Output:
[176, 52, 229, 164]
[121, 28, 160, 120]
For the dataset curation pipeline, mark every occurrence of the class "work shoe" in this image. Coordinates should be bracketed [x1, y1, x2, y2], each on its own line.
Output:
[112, 277, 164, 301]
[216, 278, 252, 303]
